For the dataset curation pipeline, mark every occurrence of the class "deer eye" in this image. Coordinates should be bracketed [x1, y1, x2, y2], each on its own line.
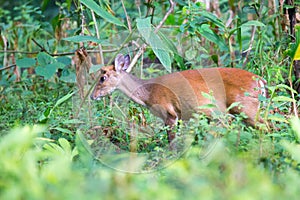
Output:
[100, 76, 107, 83]
[99, 76, 107, 83]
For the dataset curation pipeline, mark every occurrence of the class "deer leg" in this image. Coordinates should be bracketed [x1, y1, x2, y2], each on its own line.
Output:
[165, 109, 178, 143]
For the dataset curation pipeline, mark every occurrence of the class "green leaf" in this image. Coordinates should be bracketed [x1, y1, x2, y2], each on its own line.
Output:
[199, 11, 225, 30]
[57, 56, 71, 65]
[36, 52, 66, 79]
[35, 63, 57, 80]
[281, 140, 300, 162]
[38, 107, 51, 123]
[137, 18, 172, 72]
[198, 24, 228, 51]
[158, 53, 171, 72]
[53, 127, 73, 135]
[242, 20, 265, 27]
[76, 130, 94, 167]
[60, 71, 76, 83]
[268, 114, 289, 123]
[185, 48, 197, 60]
[211, 54, 219, 64]
[275, 84, 298, 93]
[56, 62, 66, 69]
[158, 31, 178, 54]
[63, 35, 103, 43]
[89, 64, 104, 74]
[43, 138, 78, 160]
[38, 92, 74, 123]
[37, 52, 54, 66]
[294, 43, 300, 60]
[54, 91, 75, 108]
[58, 138, 72, 153]
[272, 96, 294, 102]
[292, 26, 300, 61]
[198, 103, 217, 110]
[291, 117, 300, 139]
[63, 119, 85, 124]
[136, 18, 152, 40]
[80, 0, 125, 27]
[201, 91, 215, 101]
[16, 58, 36, 68]
[227, 102, 241, 111]
[66, 0, 72, 10]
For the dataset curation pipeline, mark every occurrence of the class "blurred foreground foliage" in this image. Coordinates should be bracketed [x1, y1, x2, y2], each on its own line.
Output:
[1, 0, 300, 199]
[0, 120, 300, 199]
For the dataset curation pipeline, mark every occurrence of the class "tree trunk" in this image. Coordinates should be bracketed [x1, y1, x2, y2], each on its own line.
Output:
[285, 0, 300, 94]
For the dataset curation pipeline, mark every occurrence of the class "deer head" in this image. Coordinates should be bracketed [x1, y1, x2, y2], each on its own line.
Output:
[90, 54, 130, 100]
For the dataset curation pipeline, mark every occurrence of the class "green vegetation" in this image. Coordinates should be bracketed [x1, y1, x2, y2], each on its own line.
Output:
[0, 0, 300, 199]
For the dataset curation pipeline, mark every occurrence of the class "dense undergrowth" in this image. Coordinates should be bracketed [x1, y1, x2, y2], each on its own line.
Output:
[1, 0, 300, 199]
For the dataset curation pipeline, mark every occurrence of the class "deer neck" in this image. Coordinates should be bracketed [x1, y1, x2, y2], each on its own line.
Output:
[117, 72, 150, 106]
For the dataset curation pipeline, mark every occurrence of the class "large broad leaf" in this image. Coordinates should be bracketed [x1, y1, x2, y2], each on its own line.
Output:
[198, 24, 228, 51]
[35, 63, 58, 80]
[137, 18, 172, 72]
[16, 58, 36, 68]
[158, 31, 178, 54]
[57, 56, 72, 65]
[37, 52, 54, 66]
[136, 18, 152, 41]
[36, 52, 66, 79]
[80, 0, 125, 27]
[60, 70, 76, 83]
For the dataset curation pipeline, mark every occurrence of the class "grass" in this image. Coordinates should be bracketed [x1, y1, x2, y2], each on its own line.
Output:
[1, 0, 300, 198]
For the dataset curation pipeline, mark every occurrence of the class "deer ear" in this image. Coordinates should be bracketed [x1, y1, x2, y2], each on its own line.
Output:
[123, 54, 130, 71]
[115, 54, 130, 73]
[114, 54, 124, 73]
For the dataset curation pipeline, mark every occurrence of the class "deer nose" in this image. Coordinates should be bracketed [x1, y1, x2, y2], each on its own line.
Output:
[90, 94, 95, 100]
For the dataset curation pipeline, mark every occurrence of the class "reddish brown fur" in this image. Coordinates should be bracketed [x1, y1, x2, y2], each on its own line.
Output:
[91, 55, 267, 143]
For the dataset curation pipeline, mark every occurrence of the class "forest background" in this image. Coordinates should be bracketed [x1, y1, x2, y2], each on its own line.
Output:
[0, 0, 300, 199]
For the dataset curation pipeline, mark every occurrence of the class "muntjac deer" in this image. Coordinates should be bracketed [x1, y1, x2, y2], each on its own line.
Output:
[91, 54, 267, 143]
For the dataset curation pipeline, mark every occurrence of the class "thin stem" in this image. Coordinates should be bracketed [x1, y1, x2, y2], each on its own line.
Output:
[91, 10, 104, 65]
[126, 44, 147, 73]
[289, 61, 299, 118]
[0, 64, 16, 71]
[154, 0, 176, 33]
[80, 3, 85, 47]
[121, 0, 132, 33]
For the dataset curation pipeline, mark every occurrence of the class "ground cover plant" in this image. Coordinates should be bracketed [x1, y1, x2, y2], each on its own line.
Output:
[0, 0, 300, 199]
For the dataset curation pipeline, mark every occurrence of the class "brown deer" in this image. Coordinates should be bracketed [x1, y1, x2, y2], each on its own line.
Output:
[91, 54, 267, 143]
